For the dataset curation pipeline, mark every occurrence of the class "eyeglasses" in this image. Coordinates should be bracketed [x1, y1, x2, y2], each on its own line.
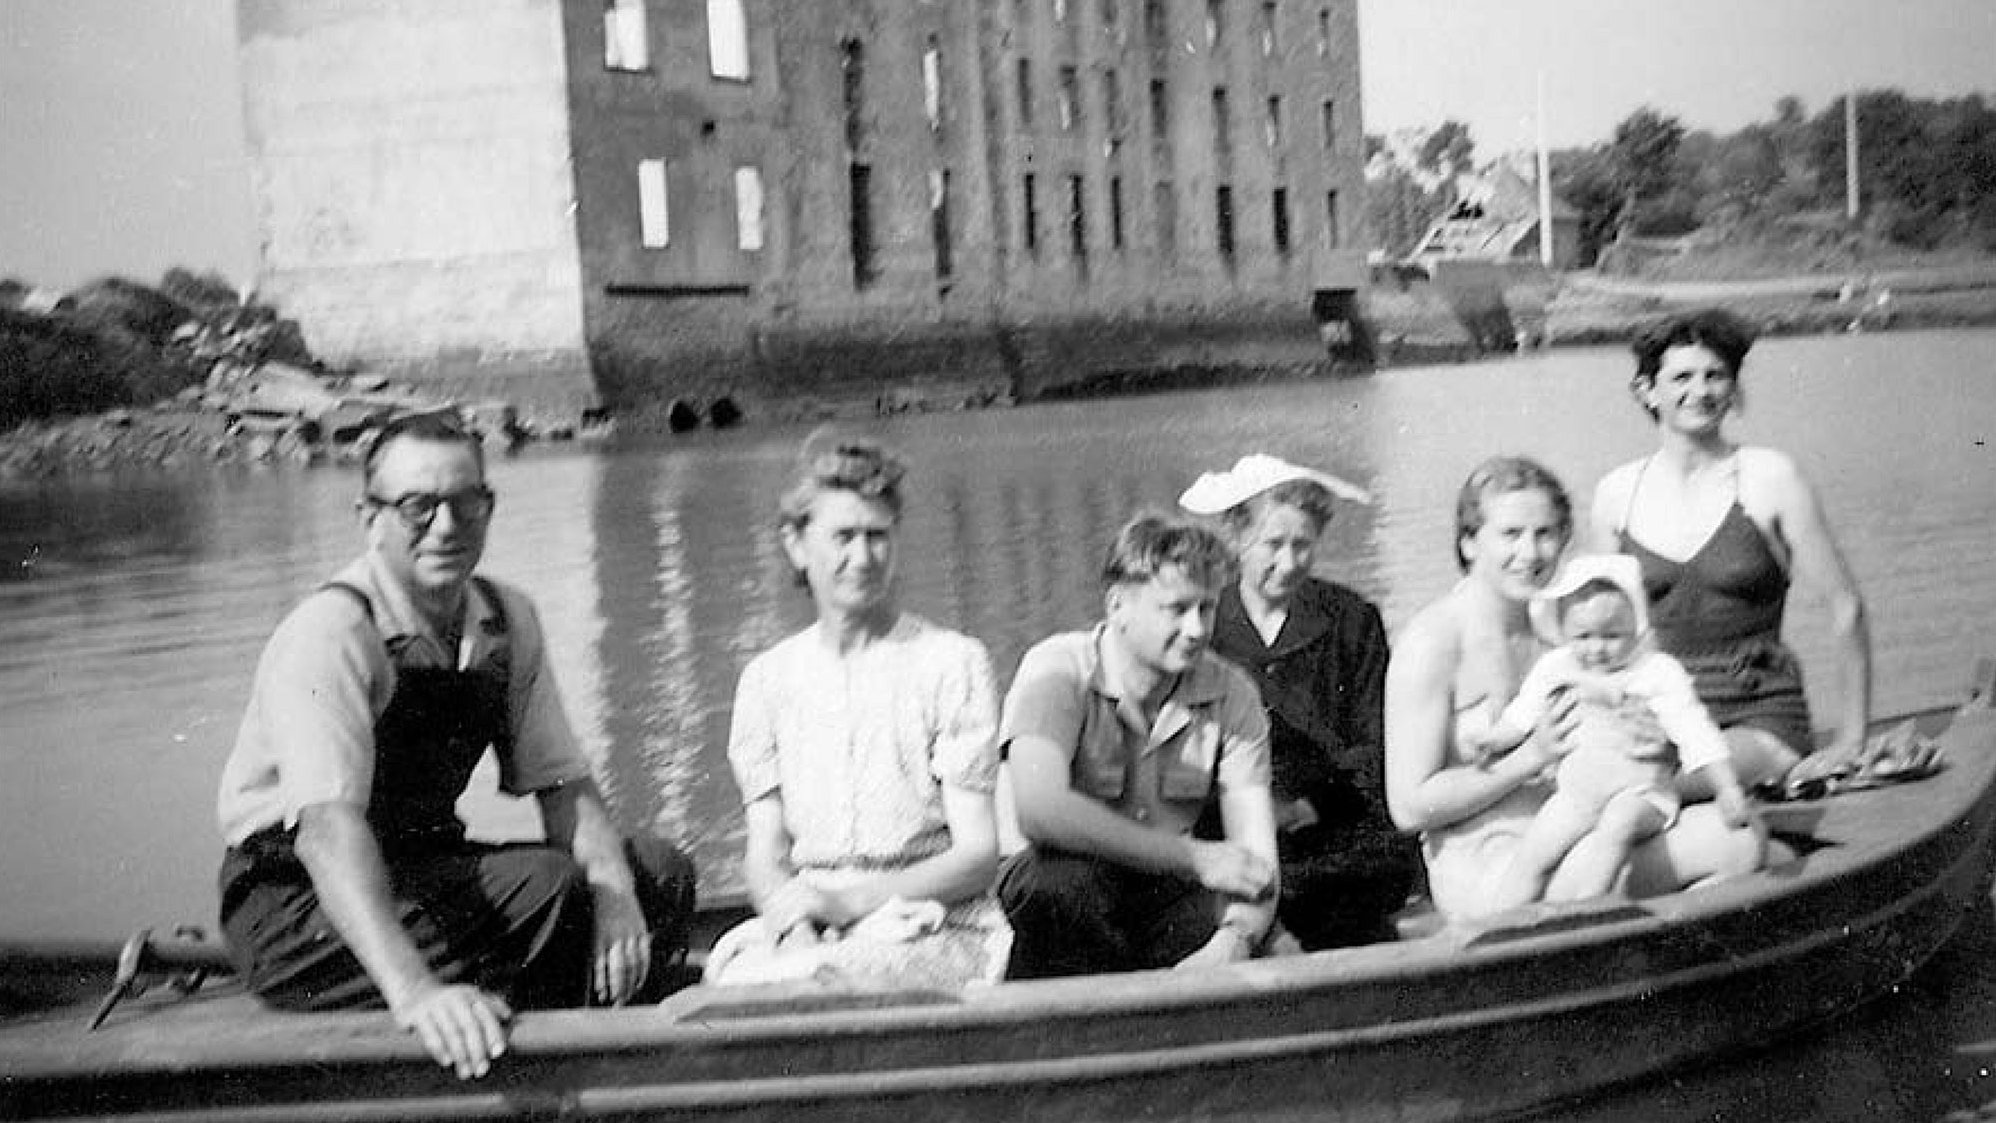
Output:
[364, 486, 496, 531]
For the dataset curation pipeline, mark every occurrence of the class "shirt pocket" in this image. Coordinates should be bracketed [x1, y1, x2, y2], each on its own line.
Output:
[1073, 706, 1127, 800]
[1159, 722, 1220, 801]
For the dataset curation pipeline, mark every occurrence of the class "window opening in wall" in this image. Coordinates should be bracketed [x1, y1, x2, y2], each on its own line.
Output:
[638, 158, 669, 247]
[1058, 66, 1080, 131]
[1144, 0, 1168, 54]
[735, 166, 765, 251]
[1109, 175, 1126, 249]
[707, 0, 750, 80]
[1017, 58, 1034, 126]
[1100, 0, 1120, 38]
[1271, 186, 1290, 254]
[930, 169, 954, 280]
[605, 0, 648, 70]
[1216, 183, 1235, 258]
[1212, 86, 1230, 154]
[1155, 179, 1177, 257]
[1324, 188, 1340, 248]
[1320, 98, 1335, 151]
[1103, 69, 1122, 139]
[1259, 0, 1276, 55]
[1265, 95, 1282, 147]
[841, 40, 865, 150]
[923, 39, 944, 132]
[1316, 7, 1329, 54]
[1067, 173, 1088, 269]
[850, 163, 877, 288]
[1023, 173, 1040, 253]
[1205, 0, 1224, 49]
[1149, 79, 1169, 143]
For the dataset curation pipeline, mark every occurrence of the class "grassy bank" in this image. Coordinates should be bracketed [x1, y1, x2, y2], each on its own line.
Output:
[1365, 260, 1996, 359]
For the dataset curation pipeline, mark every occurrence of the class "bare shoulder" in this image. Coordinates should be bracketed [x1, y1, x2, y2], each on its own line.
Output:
[1393, 592, 1464, 674]
[1594, 457, 1645, 497]
[1589, 458, 1644, 517]
[1736, 446, 1813, 504]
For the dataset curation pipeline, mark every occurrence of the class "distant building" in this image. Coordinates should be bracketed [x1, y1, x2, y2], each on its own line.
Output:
[1407, 161, 1578, 271]
[237, 0, 1368, 418]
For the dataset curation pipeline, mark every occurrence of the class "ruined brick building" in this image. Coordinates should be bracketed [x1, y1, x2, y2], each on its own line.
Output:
[237, 0, 1367, 420]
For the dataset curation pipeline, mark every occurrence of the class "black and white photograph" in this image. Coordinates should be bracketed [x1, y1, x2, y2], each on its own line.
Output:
[4, 1, 1995, 1118]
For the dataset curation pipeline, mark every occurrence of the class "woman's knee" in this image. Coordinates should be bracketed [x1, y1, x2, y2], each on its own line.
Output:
[1679, 807, 1765, 878]
[1725, 727, 1801, 790]
[1597, 792, 1667, 843]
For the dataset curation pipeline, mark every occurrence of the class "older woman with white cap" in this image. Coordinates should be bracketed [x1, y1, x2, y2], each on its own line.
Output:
[1180, 454, 1420, 948]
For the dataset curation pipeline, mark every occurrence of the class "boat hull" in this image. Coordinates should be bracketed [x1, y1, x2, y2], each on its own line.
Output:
[5, 705, 1995, 1122]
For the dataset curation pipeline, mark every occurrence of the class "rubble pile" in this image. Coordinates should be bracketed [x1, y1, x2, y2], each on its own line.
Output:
[1, 272, 562, 480]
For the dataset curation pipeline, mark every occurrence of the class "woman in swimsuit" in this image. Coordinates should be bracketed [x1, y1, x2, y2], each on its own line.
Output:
[1387, 457, 1763, 920]
[1589, 309, 1871, 790]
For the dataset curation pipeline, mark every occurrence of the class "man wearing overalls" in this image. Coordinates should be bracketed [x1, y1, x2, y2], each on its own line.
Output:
[215, 412, 694, 1079]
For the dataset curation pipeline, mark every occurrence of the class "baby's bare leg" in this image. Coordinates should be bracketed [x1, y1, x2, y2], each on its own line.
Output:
[1548, 791, 1670, 903]
[1487, 793, 1598, 910]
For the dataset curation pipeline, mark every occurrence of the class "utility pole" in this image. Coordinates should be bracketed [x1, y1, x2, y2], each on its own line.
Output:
[1845, 91, 1861, 222]
[1537, 71, 1554, 269]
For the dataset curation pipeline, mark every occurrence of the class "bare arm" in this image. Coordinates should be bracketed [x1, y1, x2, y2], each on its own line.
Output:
[1763, 451, 1870, 763]
[743, 785, 999, 935]
[1174, 783, 1280, 969]
[1587, 466, 1636, 554]
[538, 780, 648, 1006]
[1215, 783, 1279, 936]
[1384, 606, 1554, 834]
[294, 802, 509, 1079]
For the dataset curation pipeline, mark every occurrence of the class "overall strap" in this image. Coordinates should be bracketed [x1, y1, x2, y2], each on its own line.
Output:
[470, 575, 509, 636]
[319, 580, 376, 625]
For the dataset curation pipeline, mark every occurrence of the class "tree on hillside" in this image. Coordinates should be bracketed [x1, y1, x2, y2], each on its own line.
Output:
[1809, 91, 1954, 244]
[1551, 147, 1622, 266]
[1364, 164, 1448, 258]
[1609, 107, 1687, 234]
[1689, 125, 1785, 224]
[1417, 119, 1475, 178]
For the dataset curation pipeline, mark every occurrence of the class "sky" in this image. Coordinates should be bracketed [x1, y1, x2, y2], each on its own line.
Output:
[1, 0, 1991, 292]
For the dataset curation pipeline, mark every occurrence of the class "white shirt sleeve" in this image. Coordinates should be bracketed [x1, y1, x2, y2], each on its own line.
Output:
[1631, 653, 1733, 773]
[1495, 648, 1575, 734]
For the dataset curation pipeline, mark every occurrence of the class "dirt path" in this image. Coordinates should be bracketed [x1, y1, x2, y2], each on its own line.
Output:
[1564, 261, 1996, 302]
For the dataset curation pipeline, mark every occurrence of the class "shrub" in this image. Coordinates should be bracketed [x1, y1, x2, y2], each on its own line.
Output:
[0, 308, 156, 429]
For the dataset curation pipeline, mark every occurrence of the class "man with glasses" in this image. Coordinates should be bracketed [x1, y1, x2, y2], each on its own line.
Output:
[215, 412, 693, 1079]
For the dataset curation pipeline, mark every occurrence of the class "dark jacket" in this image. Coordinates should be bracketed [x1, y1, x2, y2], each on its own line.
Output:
[1211, 577, 1389, 818]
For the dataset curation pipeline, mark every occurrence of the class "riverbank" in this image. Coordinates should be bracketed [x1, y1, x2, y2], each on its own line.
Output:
[6, 264, 1995, 481]
[1365, 260, 1996, 360]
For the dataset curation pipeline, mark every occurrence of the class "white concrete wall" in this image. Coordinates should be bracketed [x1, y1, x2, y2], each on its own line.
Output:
[238, 0, 591, 378]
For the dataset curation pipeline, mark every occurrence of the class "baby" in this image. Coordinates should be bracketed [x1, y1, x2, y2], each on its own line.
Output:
[1469, 554, 1754, 911]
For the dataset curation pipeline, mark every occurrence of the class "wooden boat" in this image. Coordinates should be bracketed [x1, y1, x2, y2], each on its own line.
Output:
[4, 678, 1994, 1123]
